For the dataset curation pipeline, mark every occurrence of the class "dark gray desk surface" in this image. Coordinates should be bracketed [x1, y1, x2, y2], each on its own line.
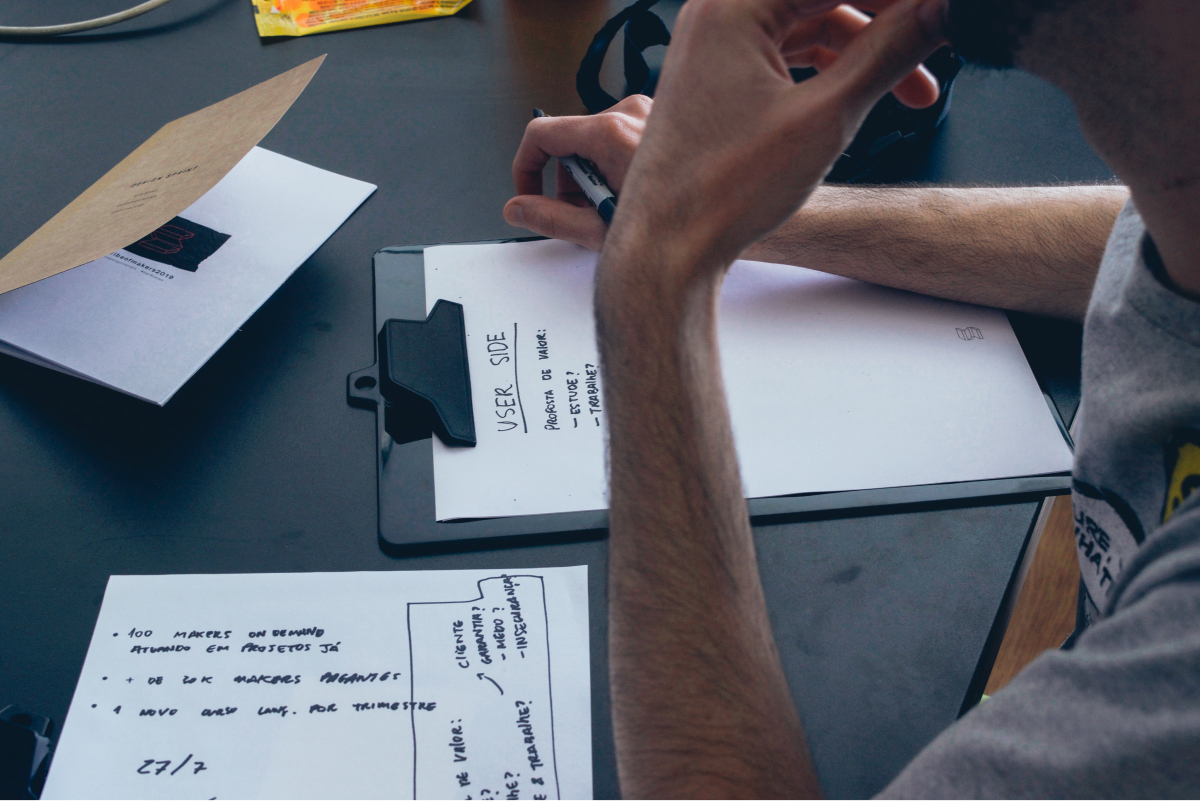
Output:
[0, 1, 1113, 797]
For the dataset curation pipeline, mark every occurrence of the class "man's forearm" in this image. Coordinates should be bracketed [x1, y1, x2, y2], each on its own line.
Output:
[746, 185, 1128, 321]
[598, 230, 820, 799]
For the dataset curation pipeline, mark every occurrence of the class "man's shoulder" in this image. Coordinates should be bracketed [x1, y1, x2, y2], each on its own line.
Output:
[880, 503, 1200, 799]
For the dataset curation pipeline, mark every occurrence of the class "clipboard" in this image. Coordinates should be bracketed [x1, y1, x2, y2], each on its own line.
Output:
[348, 240, 1074, 554]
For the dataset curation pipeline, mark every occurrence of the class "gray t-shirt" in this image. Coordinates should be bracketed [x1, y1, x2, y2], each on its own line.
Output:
[882, 201, 1200, 798]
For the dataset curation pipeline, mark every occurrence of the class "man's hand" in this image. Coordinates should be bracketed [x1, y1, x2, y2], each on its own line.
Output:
[504, 0, 943, 254]
[608, 0, 945, 273]
[504, 95, 652, 252]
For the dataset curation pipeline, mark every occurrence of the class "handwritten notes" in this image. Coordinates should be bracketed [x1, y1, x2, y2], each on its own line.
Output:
[425, 239, 1074, 520]
[42, 568, 592, 800]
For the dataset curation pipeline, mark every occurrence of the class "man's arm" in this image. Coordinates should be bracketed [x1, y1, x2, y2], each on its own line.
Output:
[590, 0, 947, 796]
[747, 184, 1127, 321]
[506, 119, 1126, 324]
[598, 238, 818, 798]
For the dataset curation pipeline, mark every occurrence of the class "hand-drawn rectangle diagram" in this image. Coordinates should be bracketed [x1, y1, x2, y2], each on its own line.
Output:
[408, 575, 559, 799]
[41, 568, 592, 800]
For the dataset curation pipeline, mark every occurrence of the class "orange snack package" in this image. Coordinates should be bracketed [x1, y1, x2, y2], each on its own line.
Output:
[251, 0, 473, 37]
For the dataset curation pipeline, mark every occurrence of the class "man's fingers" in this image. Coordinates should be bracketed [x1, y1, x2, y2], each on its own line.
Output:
[787, 44, 838, 72]
[511, 129, 547, 198]
[889, 62, 939, 108]
[783, 4, 940, 108]
[511, 97, 650, 196]
[790, 46, 939, 107]
[816, 0, 945, 118]
[781, 4, 870, 56]
[837, 0, 909, 13]
[607, 93, 655, 119]
[504, 195, 607, 252]
[510, 115, 636, 195]
[739, 0, 908, 42]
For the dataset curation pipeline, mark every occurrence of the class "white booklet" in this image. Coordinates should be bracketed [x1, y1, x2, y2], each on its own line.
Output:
[425, 239, 1075, 521]
[42, 567, 592, 800]
[0, 147, 374, 405]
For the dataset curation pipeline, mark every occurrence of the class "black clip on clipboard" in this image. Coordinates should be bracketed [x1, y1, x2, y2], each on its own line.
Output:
[348, 239, 610, 556]
[348, 239, 1074, 555]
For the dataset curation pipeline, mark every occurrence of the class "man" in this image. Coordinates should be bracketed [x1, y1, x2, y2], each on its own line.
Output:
[504, 0, 1200, 795]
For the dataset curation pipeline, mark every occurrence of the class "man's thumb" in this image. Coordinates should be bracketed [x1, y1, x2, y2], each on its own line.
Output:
[504, 196, 607, 253]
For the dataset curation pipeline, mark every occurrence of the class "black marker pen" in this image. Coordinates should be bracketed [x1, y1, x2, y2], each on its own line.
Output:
[533, 108, 617, 225]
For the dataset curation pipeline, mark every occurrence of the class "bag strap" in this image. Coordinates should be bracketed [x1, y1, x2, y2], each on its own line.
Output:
[576, 0, 666, 113]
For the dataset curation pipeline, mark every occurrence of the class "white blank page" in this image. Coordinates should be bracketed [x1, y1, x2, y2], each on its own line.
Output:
[427, 239, 1073, 521]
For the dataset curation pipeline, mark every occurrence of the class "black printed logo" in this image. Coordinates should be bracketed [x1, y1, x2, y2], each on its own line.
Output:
[956, 326, 983, 341]
[1072, 479, 1145, 613]
[125, 216, 230, 273]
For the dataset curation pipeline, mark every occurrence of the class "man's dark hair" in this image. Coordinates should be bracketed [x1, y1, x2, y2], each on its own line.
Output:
[947, 0, 1074, 68]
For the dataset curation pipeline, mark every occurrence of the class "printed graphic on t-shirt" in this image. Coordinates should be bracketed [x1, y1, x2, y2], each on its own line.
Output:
[124, 216, 230, 272]
[1074, 428, 1200, 626]
[1163, 428, 1200, 524]
[1072, 479, 1145, 617]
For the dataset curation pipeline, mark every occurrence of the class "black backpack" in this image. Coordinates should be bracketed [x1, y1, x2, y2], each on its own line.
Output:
[576, 0, 963, 183]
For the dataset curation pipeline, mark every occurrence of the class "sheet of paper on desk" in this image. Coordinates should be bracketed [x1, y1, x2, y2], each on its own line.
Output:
[0, 147, 374, 405]
[42, 567, 591, 800]
[425, 239, 1074, 520]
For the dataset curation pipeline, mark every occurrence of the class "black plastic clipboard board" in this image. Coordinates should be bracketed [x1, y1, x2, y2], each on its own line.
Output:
[348, 240, 1074, 555]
